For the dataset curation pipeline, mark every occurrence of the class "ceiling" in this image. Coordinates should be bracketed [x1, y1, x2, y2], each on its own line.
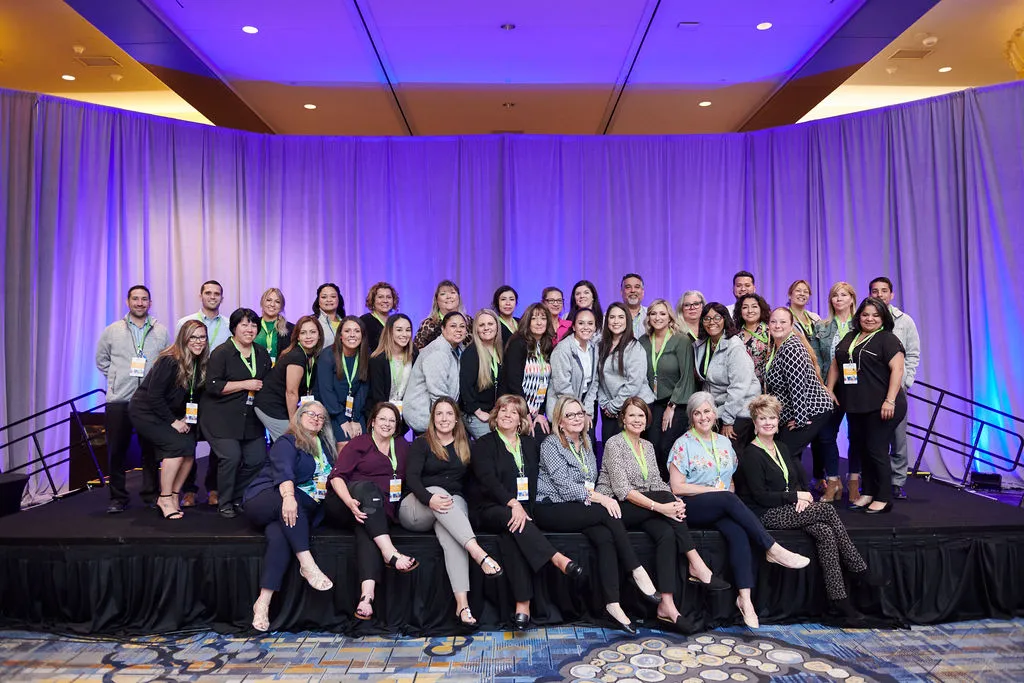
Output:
[1, 0, 1021, 135]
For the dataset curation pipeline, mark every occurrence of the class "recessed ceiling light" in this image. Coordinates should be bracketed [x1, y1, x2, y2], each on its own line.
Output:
[303, 103, 317, 110]
[699, 101, 712, 107]
[756, 22, 773, 30]
[241, 25, 259, 34]
[502, 102, 516, 109]
[500, 23, 515, 30]
[61, 74, 76, 81]
[938, 66, 952, 73]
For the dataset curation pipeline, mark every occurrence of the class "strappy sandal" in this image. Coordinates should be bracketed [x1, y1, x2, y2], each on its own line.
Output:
[157, 493, 183, 520]
[386, 553, 419, 573]
[355, 594, 374, 621]
[299, 565, 334, 591]
[252, 600, 271, 632]
[478, 554, 503, 578]
[457, 606, 478, 628]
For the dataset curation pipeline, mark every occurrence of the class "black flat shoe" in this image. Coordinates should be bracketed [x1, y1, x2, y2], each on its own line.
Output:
[610, 616, 637, 635]
[688, 574, 731, 591]
[563, 560, 584, 580]
[106, 500, 127, 514]
[864, 502, 893, 515]
[639, 590, 662, 605]
[512, 612, 531, 631]
[657, 613, 697, 635]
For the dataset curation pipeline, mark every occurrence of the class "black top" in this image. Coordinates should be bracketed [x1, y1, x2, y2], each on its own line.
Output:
[499, 335, 532, 398]
[735, 440, 808, 516]
[467, 430, 540, 514]
[254, 346, 317, 420]
[359, 313, 386, 354]
[498, 318, 518, 350]
[368, 354, 392, 409]
[459, 344, 502, 416]
[834, 330, 907, 415]
[129, 355, 201, 424]
[199, 340, 273, 440]
[405, 437, 468, 504]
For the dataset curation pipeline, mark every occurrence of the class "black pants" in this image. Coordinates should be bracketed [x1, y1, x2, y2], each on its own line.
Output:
[182, 447, 219, 495]
[601, 410, 623, 444]
[323, 481, 392, 583]
[647, 399, 690, 481]
[209, 437, 266, 508]
[810, 406, 846, 479]
[473, 503, 559, 603]
[721, 417, 754, 450]
[104, 402, 158, 504]
[779, 410, 832, 472]
[534, 502, 641, 604]
[245, 487, 320, 591]
[847, 409, 904, 503]
[683, 492, 774, 589]
[618, 490, 696, 595]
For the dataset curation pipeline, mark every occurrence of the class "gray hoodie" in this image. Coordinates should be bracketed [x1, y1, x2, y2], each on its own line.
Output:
[402, 334, 461, 433]
[597, 339, 656, 413]
[694, 335, 760, 425]
[546, 335, 600, 419]
[95, 316, 171, 402]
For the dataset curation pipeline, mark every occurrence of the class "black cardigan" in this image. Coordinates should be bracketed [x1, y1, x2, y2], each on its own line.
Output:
[200, 341, 273, 440]
[467, 430, 539, 514]
[459, 344, 502, 416]
[405, 436, 468, 504]
[368, 353, 392, 411]
[359, 313, 386, 354]
[129, 355, 200, 425]
[735, 440, 809, 516]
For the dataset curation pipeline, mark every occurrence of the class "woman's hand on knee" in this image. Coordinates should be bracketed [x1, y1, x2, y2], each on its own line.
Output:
[429, 493, 453, 513]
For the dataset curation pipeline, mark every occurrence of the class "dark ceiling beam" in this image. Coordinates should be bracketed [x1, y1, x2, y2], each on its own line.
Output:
[739, 0, 942, 132]
[597, 0, 662, 135]
[350, 0, 413, 136]
[63, 0, 273, 133]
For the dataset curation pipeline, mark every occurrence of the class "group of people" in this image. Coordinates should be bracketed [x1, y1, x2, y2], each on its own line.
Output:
[94, 269, 920, 633]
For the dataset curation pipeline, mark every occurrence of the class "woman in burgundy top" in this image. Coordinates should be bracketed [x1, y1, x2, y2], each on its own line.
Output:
[323, 402, 416, 621]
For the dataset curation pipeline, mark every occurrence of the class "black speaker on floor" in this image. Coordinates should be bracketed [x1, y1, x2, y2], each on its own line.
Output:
[0, 473, 29, 517]
[969, 472, 1002, 491]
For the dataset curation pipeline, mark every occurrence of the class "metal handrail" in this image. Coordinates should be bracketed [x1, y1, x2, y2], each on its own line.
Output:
[0, 389, 107, 498]
[907, 380, 1024, 503]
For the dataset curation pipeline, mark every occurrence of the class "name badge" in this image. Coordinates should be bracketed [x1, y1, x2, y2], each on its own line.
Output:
[270, 356, 277, 367]
[392, 400, 403, 415]
[715, 479, 726, 490]
[584, 481, 595, 494]
[536, 384, 547, 401]
[299, 394, 315, 406]
[516, 476, 529, 501]
[389, 478, 402, 503]
[345, 395, 354, 418]
[842, 363, 858, 385]
[313, 474, 328, 502]
[246, 390, 255, 405]
[130, 356, 146, 377]
[652, 376, 658, 394]
[184, 402, 198, 424]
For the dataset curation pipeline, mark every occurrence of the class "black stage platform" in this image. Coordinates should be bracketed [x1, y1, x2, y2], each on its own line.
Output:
[2, 462, 1023, 636]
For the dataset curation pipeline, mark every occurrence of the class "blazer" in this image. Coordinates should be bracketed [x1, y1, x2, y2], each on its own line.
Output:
[536, 433, 598, 504]
[244, 434, 335, 510]
[459, 343, 503, 416]
[546, 335, 599, 419]
[468, 431, 540, 515]
[315, 349, 369, 438]
[359, 312, 387, 354]
[735, 440, 808, 516]
[368, 353, 413, 408]
[403, 334, 461, 433]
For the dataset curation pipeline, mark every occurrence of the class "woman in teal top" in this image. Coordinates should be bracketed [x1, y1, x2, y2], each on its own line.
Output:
[667, 391, 809, 629]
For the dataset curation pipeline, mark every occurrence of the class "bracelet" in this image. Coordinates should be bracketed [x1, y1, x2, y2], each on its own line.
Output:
[281, 493, 295, 498]
[884, 399, 896, 406]
[649, 501, 656, 511]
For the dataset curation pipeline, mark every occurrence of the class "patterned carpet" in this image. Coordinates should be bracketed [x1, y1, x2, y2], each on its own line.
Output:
[2, 619, 1022, 682]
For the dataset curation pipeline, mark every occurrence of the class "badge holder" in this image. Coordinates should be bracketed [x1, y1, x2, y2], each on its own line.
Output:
[843, 363, 858, 385]
[389, 478, 402, 503]
[130, 356, 146, 378]
[185, 403, 199, 424]
[516, 476, 529, 501]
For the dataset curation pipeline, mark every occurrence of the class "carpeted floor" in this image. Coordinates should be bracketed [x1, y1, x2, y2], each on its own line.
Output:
[2, 618, 1022, 682]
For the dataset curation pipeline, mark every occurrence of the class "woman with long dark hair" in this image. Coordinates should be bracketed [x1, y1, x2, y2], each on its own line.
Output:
[312, 282, 344, 348]
[502, 302, 557, 437]
[404, 312, 467, 435]
[317, 316, 370, 449]
[492, 285, 519, 348]
[568, 280, 603, 329]
[733, 293, 771, 389]
[255, 315, 325, 442]
[597, 302, 655, 442]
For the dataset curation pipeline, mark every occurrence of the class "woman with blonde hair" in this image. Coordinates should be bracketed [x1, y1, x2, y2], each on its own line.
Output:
[414, 279, 473, 351]
[256, 288, 293, 365]
[399, 397, 503, 628]
[460, 309, 504, 438]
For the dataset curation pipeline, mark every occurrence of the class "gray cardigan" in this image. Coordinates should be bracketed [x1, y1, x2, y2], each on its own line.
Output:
[597, 339, 656, 413]
[694, 335, 760, 425]
[95, 316, 171, 402]
[402, 335, 460, 433]
[546, 335, 600, 419]
[890, 305, 921, 388]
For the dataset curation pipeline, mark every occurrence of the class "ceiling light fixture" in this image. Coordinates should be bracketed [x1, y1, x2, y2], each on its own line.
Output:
[938, 66, 952, 73]
[242, 25, 259, 34]
[304, 103, 317, 110]
[500, 23, 515, 31]
[699, 101, 712, 107]
[756, 22, 773, 31]
[61, 74, 76, 81]
[502, 102, 516, 109]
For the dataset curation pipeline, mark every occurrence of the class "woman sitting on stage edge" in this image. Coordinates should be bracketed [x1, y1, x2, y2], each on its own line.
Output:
[244, 400, 336, 632]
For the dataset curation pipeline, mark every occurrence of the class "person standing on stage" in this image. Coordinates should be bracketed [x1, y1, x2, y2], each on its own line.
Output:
[569, 280, 604, 330]
[731, 271, 757, 325]
[95, 285, 171, 513]
[255, 287, 293, 366]
[542, 287, 572, 342]
[200, 307, 273, 518]
[317, 316, 370, 450]
[403, 312, 467, 435]
[360, 282, 398, 352]
[368, 313, 415, 431]
[676, 290, 705, 342]
[459, 310, 504, 439]
[734, 294, 772, 389]
[129, 320, 209, 519]
[694, 302, 760, 447]
[177, 279, 230, 508]
[255, 315, 325, 442]
[869, 277, 920, 501]
[620, 274, 647, 338]
[502, 303, 557, 438]
[492, 286, 519, 348]
[787, 280, 821, 339]
[547, 307, 600, 430]
[415, 280, 472, 351]
[597, 303, 655, 443]
[313, 282, 344, 349]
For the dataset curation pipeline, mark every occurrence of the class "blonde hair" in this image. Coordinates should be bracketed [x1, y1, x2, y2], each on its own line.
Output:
[644, 298, 679, 338]
[260, 288, 289, 336]
[770, 307, 825, 385]
[430, 279, 463, 319]
[826, 282, 858, 321]
[552, 396, 592, 453]
[472, 309, 503, 392]
[488, 394, 532, 435]
[748, 394, 783, 420]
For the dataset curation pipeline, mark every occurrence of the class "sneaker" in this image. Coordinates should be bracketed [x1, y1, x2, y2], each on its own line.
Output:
[106, 500, 127, 514]
[892, 485, 907, 500]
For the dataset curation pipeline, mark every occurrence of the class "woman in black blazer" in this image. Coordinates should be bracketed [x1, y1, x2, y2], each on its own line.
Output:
[359, 281, 399, 353]
[468, 394, 583, 631]
[367, 314, 415, 434]
[256, 288, 294, 365]
[460, 309, 503, 438]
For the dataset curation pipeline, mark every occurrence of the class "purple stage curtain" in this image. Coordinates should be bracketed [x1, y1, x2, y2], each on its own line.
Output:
[1, 82, 1022, 501]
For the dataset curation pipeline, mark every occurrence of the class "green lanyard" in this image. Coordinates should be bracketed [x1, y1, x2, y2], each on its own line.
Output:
[765, 332, 792, 373]
[497, 431, 524, 475]
[341, 354, 359, 394]
[690, 429, 723, 480]
[748, 324, 769, 345]
[373, 311, 388, 326]
[625, 435, 648, 482]
[389, 358, 405, 387]
[650, 332, 671, 377]
[754, 437, 788, 487]
[259, 320, 278, 357]
[188, 364, 198, 401]
[701, 340, 717, 377]
[850, 330, 878, 367]
[304, 353, 314, 392]
[125, 317, 152, 356]
[500, 317, 516, 334]
[533, 343, 548, 375]
[231, 339, 257, 377]
[836, 318, 851, 339]
[795, 311, 814, 336]
[198, 313, 222, 346]
[313, 438, 327, 472]
[488, 350, 499, 383]
[567, 438, 590, 478]
[383, 437, 397, 474]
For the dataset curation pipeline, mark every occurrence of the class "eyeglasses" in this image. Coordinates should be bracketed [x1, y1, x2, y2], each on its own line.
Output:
[304, 413, 327, 423]
[544, 298, 563, 305]
[187, 335, 208, 342]
[704, 315, 724, 323]
[682, 302, 703, 309]
[564, 411, 586, 420]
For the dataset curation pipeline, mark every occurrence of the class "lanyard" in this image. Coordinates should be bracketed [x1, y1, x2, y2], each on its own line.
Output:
[497, 431, 524, 475]
[690, 429, 723, 479]
[651, 332, 671, 377]
[488, 349, 499, 383]
[754, 437, 788, 486]
[198, 313, 222, 346]
[836, 318, 851, 339]
[231, 339, 257, 377]
[259, 320, 278, 356]
[625, 435, 648, 482]
[304, 353, 314, 391]
[765, 332, 792, 373]
[313, 438, 327, 472]
[567, 438, 590, 478]
[188, 364, 198, 401]
[533, 342, 548, 375]
[389, 358, 406, 387]
[373, 312, 388, 326]
[125, 317, 152, 355]
[379, 437, 397, 474]
[850, 330, 878, 367]
[747, 324, 769, 345]
[500, 317, 516, 334]
[341, 354, 359, 394]
[794, 310, 813, 334]
[701, 340, 717, 377]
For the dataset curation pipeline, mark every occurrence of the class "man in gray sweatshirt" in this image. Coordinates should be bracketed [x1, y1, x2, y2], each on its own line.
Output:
[870, 277, 921, 500]
[94, 285, 171, 513]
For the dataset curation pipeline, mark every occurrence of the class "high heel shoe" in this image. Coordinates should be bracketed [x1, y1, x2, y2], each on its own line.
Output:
[864, 502, 893, 515]
[736, 597, 759, 629]
[252, 601, 270, 632]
